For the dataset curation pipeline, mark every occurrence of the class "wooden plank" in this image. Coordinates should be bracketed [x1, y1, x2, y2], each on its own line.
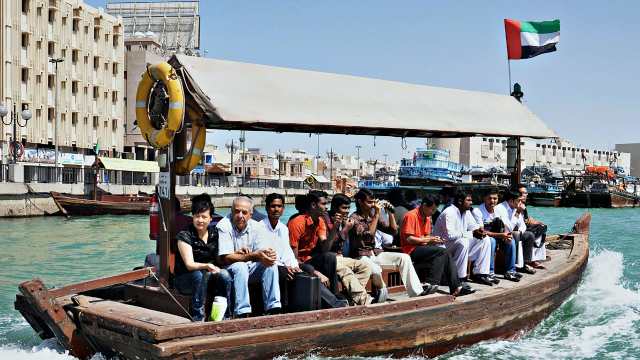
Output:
[48, 268, 154, 298]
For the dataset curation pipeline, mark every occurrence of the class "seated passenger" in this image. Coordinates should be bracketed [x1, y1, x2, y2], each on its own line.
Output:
[174, 193, 233, 321]
[348, 189, 437, 298]
[400, 195, 474, 296]
[495, 190, 536, 274]
[262, 193, 347, 309]
[517, 184, 548, 268]
[434, 191, 494, 286]
[289, 193, 372, 305]
[471, 189, 521, 282]
[217, 196, 282, 317]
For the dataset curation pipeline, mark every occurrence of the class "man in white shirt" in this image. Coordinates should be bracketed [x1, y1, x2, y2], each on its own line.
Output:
[472, 189, 521, 282]
[434, 191, 493, 286]
[494, 190, 536, 275]
[217, 196, 281, 317]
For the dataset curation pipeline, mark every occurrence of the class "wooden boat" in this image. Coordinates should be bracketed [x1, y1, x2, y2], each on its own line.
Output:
[527, 183, 562, 207]
[50, 191, 151, 216]
[14, 214, 590, 359]
[16, 55, 563, 359]
[560, 169, 640, 208]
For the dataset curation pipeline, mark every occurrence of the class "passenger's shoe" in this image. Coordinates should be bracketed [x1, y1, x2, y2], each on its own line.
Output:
[517, 265, 536, 274]
[265, 307, 281, 316]
[373, 287, 389, 303]
[419, 284, 439, 296]
[528, 261, 547, 269]
[487, 274, 501, 285]
[471, 274, 495, 286]
[453, 285, 476, 297]
[513, 272, 524, 279]
[504, 271, 521, 282]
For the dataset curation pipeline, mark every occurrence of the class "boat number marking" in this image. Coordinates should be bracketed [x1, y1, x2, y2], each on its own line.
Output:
[158, 172, 171, 199]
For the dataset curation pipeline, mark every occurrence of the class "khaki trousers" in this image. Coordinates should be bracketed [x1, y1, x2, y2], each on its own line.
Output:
[336, 256, 372, 305]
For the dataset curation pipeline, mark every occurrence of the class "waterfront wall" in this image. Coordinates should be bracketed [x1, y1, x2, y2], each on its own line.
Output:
[0, 183, 314, 217]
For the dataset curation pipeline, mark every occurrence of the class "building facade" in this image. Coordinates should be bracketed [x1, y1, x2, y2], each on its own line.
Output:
[615, 143, 640, 177]
[1, 0, 125, 180]
[433, 137, 631, 175]
[122, 35, 164, 159]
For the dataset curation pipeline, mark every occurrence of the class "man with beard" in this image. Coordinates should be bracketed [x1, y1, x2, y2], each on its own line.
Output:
[289, 193, 372, 305]
[434, 191, 494, 286]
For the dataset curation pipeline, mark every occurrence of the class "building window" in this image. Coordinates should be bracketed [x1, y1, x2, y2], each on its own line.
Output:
[93, 87, 99, 99]
[21, 33, 29, 48]
[48, 42, 55, 57]
[112, 118, 118, 131]
[113, 34, 119, 47]
[112, 63, 118, 75]
[36, 75, 41, 84]
[73, 19, 79, 32]
[72, 50, 78, 63]
[71, 81, 78, 94]
[111, 91, 118, 103]
[48, 107, 55, 122]
[48, 9, 55, 23]
[94, 28, 100, 41]
[93, 56, 99, 69]
[47, 75, 54, 89]
[21, 68, 29, 83]
[93, 116, 99, 128]
[22, 0, 30, 14]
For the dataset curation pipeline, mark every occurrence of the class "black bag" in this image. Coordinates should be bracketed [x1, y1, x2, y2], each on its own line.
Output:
[288, 273, 321, 312]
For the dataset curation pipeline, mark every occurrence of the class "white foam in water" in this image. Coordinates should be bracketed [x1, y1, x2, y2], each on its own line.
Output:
[441, 249, 640, 360]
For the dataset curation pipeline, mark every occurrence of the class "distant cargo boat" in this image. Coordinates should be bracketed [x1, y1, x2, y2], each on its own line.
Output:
[527, 183, 562, 207]
[398, 148, 463, 186]
[560, 168, 640, 208]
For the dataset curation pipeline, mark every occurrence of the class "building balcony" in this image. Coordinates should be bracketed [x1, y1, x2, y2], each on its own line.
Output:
[21, 49, 29, 67]
[21, 14, 28, 32]
[21, 83, 28, 101]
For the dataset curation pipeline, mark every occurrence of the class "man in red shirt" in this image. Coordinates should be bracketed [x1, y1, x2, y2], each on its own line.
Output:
[289, 193, 371, 305]
[400, 195, 474, 296]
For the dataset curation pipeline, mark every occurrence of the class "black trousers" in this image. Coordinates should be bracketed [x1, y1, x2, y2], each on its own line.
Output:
[306, 252, 338, 294]
[410, 245, 460, 294]
[514, 231, 536, 263]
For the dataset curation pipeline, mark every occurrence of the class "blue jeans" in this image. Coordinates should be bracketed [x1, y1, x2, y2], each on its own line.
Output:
[489, 237, 497, 274]
[174, 269, 233, 321]
[226, 261, 281, 316]
[502, 238, 517, 273]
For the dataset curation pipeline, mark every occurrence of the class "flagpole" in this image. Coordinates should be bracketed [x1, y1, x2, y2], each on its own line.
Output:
[507, 59, 512, 94]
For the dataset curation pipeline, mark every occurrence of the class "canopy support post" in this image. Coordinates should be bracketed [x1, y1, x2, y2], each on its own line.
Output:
[507, 136, 522, 188]
[157, 140, 178, 286]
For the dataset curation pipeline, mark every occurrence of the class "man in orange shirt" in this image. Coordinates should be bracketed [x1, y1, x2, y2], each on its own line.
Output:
[400, 195, 475, 296]
[289, 193, 371, 305]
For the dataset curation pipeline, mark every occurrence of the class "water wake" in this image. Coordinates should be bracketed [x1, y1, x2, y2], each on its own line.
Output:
[440, 249, 640, 360]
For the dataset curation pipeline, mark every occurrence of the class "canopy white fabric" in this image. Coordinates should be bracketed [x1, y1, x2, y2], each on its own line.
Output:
[97, 157, 159, 173]
[169, 55, 556, 139]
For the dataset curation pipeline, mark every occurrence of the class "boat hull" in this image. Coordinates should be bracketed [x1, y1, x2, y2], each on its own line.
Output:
[15, 214, 590, 360]
[50, 192, 150, 216]
[561, 191, 639, 208]
[527, 193, 561, 207]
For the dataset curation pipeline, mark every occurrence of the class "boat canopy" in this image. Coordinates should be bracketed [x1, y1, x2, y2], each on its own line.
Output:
[168, 55, 557, 139]
[96, 157, 160, 173]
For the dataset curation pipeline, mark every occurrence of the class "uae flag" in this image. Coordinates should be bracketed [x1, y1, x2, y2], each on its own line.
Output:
[504, 19, 560, 60]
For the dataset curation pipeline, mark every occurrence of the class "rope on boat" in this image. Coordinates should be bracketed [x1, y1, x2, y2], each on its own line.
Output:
[149, 271, 194, 321]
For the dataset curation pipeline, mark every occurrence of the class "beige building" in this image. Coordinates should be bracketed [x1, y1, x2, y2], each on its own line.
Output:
[433, 137, 631, 175]
[1, 0, 125, 167]
[122, 35, 164, 159]
[615, 143, 640, 177]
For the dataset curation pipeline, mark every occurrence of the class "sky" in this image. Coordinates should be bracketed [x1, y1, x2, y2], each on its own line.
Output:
[89, 0, 639, 161]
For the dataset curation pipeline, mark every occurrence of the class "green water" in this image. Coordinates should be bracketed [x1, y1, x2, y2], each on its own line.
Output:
[1, 207, 639, 359]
